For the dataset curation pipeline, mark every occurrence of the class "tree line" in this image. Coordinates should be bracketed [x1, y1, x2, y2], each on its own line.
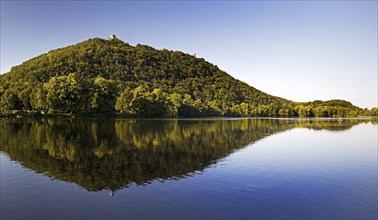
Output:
[1, 72, 375, 117]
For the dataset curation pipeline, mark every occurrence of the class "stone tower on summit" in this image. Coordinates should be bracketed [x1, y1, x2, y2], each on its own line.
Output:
[109, 34, 117, 40]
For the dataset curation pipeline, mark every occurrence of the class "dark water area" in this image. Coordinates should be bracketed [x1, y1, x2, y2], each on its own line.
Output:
[0, 118, 377, 219]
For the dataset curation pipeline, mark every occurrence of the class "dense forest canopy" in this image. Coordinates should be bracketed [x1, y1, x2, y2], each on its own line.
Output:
[0, 36, 376, 117]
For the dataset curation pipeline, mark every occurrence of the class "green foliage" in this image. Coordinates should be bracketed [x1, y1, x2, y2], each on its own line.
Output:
[44, 73, 91, 113]
[91, 76, 117, 113]
[0, 90, 23, 111]
[116, 86, 177, 117]
[370, 108, 378, 116]
[0, 37, 375, 117]
[115, 87, 133, 114]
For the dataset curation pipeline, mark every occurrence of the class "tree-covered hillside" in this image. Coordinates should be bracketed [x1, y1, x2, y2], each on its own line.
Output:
[0, 36, 375, 117]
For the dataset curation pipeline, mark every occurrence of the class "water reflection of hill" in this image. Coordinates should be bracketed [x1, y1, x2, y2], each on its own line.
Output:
[0, 118, 373, 192]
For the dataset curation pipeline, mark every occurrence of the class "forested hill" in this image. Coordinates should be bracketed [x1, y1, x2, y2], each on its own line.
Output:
[0, 36, 375, 117]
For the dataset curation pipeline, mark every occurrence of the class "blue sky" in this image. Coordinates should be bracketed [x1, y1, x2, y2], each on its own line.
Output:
[1, 1, 377, 108]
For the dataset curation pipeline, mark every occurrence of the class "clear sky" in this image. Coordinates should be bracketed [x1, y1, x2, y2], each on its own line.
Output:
[1, 1, 377, 108]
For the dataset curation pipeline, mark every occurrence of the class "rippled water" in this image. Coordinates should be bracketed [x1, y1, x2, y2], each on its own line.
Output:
[0, 118, 377, 219]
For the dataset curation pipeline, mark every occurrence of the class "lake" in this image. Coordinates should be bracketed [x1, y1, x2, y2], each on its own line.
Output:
[0, 118, 377, 219]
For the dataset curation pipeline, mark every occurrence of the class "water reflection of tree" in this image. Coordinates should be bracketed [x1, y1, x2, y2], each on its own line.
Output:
[0, 118, 372, 192]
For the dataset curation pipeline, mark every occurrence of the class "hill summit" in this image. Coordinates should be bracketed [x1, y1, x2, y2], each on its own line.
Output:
[0, 36, 372, 117]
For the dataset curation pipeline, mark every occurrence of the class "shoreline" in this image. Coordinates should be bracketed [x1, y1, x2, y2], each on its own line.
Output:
[1, 110, 377, 119]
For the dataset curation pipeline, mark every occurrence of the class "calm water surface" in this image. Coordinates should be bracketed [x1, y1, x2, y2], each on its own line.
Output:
[0, 118, 377, 219]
